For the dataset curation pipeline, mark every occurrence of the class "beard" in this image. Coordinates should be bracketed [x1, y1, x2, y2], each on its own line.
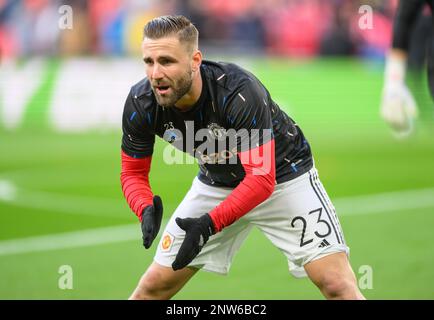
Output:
[152, 68, 193, 108]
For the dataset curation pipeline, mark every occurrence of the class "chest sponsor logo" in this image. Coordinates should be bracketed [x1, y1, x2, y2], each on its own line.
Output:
[163, 122, 182, 143]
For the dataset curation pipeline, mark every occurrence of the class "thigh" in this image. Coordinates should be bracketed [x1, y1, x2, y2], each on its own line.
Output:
[249, 167, 349, 278]
[303, 252, 364, 299]
[155, 177, 253, 275]
[304, 252, 356, 285]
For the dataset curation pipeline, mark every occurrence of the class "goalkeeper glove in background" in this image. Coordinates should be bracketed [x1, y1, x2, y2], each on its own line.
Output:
[380, 52, 418, 136]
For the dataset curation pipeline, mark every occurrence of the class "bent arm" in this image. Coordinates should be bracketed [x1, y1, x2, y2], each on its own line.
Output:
[209, 139, 275, 232]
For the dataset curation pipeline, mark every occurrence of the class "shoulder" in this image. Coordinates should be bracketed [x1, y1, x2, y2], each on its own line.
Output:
[130, 77, 153, 99]
[202, 60, 261, 92]
[125, 77, 156, 112]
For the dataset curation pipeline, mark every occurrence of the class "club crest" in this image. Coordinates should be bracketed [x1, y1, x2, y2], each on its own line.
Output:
[207, 123, 227, 141]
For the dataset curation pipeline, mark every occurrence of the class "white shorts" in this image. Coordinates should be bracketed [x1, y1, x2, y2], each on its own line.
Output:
[154, 167, 349, 278]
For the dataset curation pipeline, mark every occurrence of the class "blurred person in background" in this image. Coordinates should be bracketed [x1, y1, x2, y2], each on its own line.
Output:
[380, 0, 433, 135]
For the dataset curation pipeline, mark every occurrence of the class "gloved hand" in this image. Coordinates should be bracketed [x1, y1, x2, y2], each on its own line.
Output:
[172, 213, 215, 271]
[380, 51, 418, 136]
[141, 195, 163, 249]
[381, 82, 418, 135]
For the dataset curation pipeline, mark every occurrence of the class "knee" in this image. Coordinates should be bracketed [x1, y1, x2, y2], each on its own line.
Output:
[318, 271, 361, 300]
[130, 269, 172, 300]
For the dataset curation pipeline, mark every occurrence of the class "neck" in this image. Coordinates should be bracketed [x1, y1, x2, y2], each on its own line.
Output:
[174, 69, 202, 111]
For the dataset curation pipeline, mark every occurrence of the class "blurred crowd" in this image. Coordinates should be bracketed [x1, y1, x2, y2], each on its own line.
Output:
[0, 0, 423, 60]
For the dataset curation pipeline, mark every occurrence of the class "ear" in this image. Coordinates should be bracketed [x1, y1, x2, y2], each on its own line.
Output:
[191, 50, 202, 73]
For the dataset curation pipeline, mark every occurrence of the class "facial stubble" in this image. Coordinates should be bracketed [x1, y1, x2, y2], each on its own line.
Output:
[154, 68, 193, 108]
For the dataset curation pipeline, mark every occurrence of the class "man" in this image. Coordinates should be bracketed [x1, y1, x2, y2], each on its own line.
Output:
[121, 15, 364, 300]
[380, 0, 433, 135]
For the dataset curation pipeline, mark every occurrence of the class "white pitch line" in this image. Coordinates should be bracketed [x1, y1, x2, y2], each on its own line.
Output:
[0, 224, 139, 256]
[0, 179, 128, 218]
[0, 184, 434, 257]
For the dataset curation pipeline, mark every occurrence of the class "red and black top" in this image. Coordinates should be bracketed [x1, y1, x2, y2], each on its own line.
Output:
[120, 60, 312, 232]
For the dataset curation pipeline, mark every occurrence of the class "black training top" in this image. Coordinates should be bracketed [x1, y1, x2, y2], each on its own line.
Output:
[121, 60, 313, 188]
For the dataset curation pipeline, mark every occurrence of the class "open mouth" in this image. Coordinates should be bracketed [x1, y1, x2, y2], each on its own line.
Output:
[155, 85, 170, 95]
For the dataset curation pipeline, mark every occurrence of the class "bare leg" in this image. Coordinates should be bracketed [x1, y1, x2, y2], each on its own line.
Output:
[129, 262, 199, 300]
[304, 252, 365, 300]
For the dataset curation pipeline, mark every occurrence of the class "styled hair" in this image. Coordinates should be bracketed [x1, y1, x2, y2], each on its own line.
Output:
[143, 15, 198, 52]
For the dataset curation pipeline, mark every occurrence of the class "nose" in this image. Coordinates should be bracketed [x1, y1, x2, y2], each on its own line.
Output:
[151, 63, 163, 80]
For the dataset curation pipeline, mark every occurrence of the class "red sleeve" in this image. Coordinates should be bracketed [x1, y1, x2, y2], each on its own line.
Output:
[120, 151, 153, 221]
[209, 139, 276, 232]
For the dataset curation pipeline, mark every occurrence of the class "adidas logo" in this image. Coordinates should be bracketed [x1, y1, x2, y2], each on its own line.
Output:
[318, 239, 330, 248]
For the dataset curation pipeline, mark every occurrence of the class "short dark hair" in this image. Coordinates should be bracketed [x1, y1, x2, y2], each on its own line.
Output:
[143, 15, 198, 52]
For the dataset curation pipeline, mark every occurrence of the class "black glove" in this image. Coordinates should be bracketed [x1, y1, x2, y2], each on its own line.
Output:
[172, 213, 215, 271]
[141, 195, 163, 249]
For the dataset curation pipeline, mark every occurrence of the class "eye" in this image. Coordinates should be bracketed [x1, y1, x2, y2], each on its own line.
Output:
[143, 58, 153, 65]
[160, 58, 171, 65]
